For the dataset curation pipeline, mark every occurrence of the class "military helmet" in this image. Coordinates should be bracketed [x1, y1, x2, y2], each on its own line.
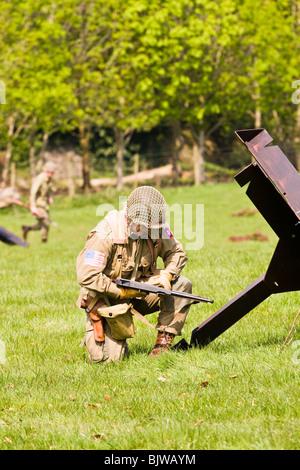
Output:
[126, 186, 166, 229]
[43, 161, 56, 172]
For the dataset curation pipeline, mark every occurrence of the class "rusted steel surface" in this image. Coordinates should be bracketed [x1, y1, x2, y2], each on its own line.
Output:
[191, 275, 271, 348]
[264, 240, 300, 293]
[236, 128, 300, 219]
[189, 128, 300, 349]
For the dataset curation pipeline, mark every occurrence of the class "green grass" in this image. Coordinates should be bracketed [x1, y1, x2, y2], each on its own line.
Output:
[0, 182, 299, 450]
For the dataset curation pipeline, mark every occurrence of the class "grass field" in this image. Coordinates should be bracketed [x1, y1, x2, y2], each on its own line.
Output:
[0, 182, 299, 450]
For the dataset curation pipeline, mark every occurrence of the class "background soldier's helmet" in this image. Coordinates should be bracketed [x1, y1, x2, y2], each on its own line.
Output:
[43, 161, 56, 173]
[126, 186, 167, 229]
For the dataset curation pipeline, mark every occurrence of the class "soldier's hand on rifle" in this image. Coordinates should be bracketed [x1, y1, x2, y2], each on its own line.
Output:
[118, 287, 146, 300]
[148, 270, 173, 290]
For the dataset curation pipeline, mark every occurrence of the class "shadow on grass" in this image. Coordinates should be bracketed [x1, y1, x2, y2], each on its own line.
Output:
[199, 332, 289, 354]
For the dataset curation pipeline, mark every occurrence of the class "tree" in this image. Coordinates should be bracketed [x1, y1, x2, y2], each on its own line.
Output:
[93, 1, 164, 190]
[0, 0, 75, 185]
[54, 0, 127, 192]
[1, 0, 299, 187]
[119, 0, 241, 184]
[236, 0, 296, 135]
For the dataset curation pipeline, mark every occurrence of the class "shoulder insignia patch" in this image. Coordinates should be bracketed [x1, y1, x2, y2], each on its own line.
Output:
[84, 250, 105, 269]
[163, 225, 173, 239]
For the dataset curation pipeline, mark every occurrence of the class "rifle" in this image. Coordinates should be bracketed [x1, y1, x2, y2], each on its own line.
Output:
[19, 200, 58, 226]
[115, 278, 214, 305]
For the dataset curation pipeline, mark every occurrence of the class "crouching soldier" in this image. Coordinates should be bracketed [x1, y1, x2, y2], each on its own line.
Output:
[76, 186, 192, 363]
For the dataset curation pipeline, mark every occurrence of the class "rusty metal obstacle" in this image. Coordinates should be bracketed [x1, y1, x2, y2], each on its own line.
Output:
[176, 128, 300, 350]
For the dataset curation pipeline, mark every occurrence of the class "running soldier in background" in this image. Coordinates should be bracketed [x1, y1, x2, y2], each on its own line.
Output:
[76, 185, 192, 363]
[22, 161, 55, 243]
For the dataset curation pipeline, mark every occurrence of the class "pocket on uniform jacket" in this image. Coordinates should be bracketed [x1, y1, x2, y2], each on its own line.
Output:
[121, 260, 135, 276]
[110, 246, 127, 272]
[140, 251, 152, 275]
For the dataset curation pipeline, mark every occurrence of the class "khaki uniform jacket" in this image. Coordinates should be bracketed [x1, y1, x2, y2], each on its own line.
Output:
[30, 173, 52, 210]
[76, 210, 188, 306]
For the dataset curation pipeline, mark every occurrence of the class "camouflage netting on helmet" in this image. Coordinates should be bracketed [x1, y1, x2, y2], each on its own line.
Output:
[126, 186, 166, 228]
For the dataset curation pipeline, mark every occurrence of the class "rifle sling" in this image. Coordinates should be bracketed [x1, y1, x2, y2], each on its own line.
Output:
[130, 307, 155, 330]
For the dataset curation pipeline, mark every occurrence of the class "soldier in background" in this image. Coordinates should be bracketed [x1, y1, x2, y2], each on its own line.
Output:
[22, 161, 56, 243]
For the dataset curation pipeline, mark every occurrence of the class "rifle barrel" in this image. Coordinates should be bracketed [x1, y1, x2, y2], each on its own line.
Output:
[115, 278, 214, 304]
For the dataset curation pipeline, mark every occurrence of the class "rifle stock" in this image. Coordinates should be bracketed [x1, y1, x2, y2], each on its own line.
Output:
[115, 278, 213, 304]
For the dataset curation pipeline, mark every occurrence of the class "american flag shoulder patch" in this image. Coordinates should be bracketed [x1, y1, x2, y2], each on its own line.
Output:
[84, 250, 105, 269]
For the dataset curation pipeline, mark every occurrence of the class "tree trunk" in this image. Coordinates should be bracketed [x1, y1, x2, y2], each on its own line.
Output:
[170, 120, 182, 187]
[36, 131, 49, 172]
[29, 117, 37, 180]
[294, 104, 300, 171]
[255, 107, 261, 128]
[193, 129, 206, 186]
[10, 162, 16, 188]
[67, 151, 76, 197]
[114, 127, 124, 191]
[133, 153, 139, 189]
[29, 141, 36, 180]
[79, 122, 91, 192]
[1, 115, 14, 187]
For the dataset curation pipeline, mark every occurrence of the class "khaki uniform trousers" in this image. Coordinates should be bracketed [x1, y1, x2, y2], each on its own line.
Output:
[84, 275, 192, 363]
[30, 208, 51, 241]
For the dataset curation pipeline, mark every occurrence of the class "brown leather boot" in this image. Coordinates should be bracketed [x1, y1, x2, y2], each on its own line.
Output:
[22, 225, 31, 240]
[149, 331, 175, 358]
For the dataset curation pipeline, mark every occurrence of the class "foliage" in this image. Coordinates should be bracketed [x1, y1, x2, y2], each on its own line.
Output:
[0, 0, 299, 183]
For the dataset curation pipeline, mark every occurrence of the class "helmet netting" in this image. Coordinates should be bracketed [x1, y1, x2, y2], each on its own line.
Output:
[126, 186, 166, 228]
